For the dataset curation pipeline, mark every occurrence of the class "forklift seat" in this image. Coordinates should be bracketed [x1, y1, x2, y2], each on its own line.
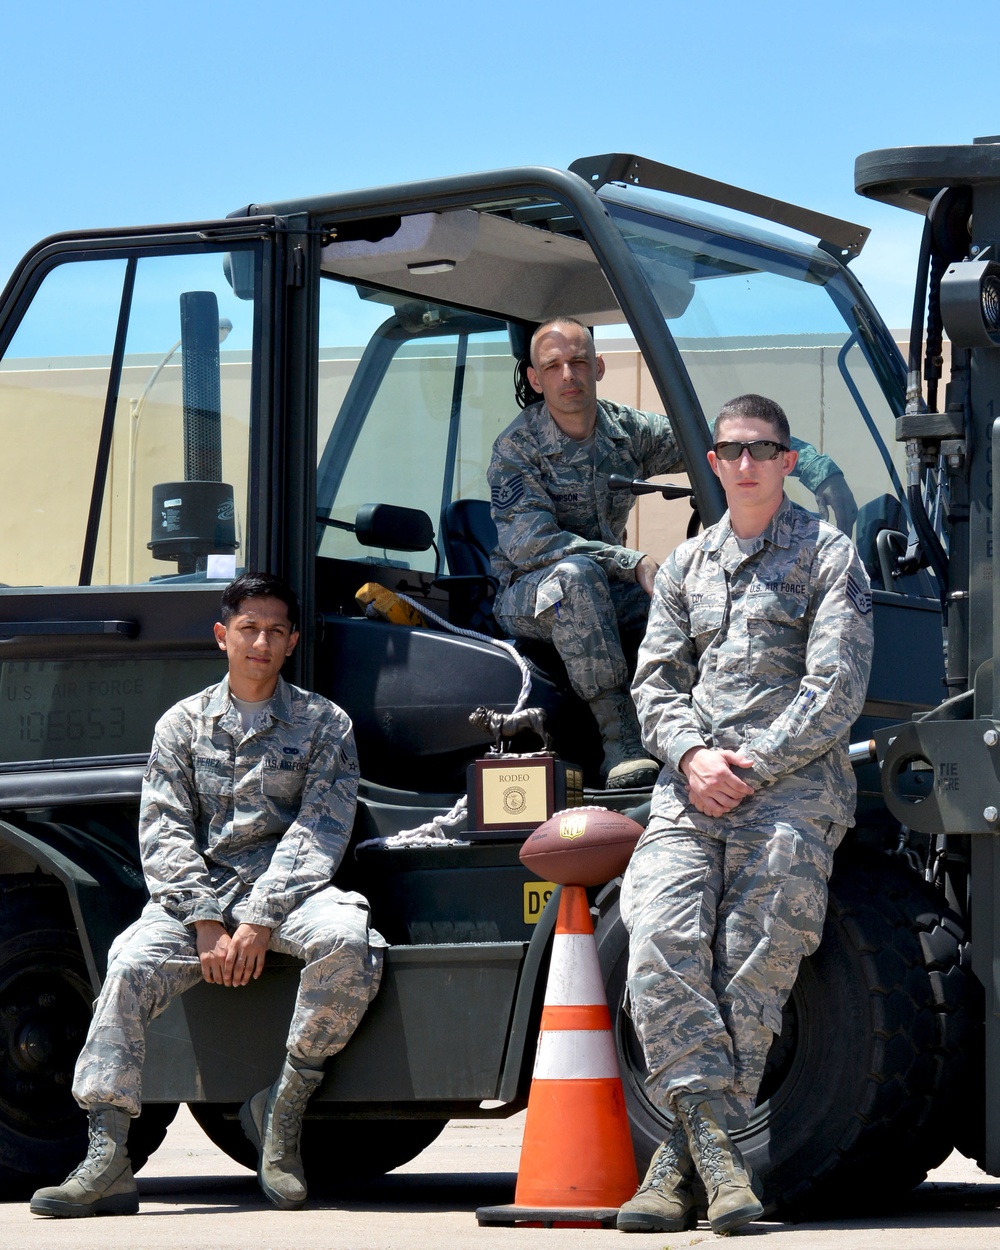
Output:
[437, 499, 501, 635]
[441, 499, 498, 578]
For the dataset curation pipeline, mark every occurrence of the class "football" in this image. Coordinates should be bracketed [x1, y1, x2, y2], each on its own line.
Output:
[519, 806, 645, 886]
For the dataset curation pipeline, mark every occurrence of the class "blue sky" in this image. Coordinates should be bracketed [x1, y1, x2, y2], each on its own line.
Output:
[0, 0, 991, 330]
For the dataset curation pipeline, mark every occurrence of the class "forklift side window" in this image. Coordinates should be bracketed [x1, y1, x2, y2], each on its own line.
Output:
[607, 199, 910, 574]
[0, 248, 256, 587]
[0, 258, 125, 587]
[316, 281, 513, 574]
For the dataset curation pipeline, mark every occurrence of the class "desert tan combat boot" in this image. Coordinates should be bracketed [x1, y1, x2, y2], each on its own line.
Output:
[30, 1105, 137, 1218]
[589, 688, 660, 789]
[616, 1119, 697, 1232]
[675, 1094, 763, 1234]
[240, 1056, 324, 1209]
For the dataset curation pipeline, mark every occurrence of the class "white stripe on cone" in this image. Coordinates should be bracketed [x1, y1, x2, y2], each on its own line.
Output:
[534, 1029, 619, 1080]
[544, 934, 607, 1005]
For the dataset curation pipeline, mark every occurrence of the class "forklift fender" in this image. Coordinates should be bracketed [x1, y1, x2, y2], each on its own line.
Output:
[0, 818, 139, 993]
[495, 884, 561, 1104]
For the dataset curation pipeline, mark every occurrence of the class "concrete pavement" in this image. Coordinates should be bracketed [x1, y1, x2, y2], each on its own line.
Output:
[3, 1106, 998, 1249]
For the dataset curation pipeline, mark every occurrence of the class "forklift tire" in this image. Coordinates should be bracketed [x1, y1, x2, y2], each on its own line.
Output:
[189, 1102, 448, 1183]
[595, 847, 971, 1216]
[0, 875, 178, 1197]
[0, 876, 151, 1194]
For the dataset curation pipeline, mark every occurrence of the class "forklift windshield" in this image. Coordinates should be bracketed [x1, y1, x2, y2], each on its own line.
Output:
[604, 192, 908, 535]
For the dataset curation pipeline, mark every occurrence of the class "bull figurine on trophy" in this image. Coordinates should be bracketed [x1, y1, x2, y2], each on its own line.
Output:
[466, 704, 581, 837]
[468, 705, 553, 756]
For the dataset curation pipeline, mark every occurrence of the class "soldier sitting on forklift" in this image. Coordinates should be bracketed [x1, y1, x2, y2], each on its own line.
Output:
[30, 572, 385, 1218]
[488, 318, 857, 790]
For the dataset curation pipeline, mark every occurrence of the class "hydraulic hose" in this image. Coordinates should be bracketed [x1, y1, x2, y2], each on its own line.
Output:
[904, 192, 953, 609]
[908, 476, 950, 606]
[924, 251, 948, 414]
[907, 215, 933, 412]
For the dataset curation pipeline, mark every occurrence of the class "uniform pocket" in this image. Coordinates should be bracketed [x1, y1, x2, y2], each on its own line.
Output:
[262, 762, 306, 801]
[746, 597, 807, 678]
[193, 757, 232, 799]
[688, 602, 726, 655]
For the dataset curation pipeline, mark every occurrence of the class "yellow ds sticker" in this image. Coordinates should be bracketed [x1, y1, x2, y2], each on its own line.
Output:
[523, 881, 557, 924]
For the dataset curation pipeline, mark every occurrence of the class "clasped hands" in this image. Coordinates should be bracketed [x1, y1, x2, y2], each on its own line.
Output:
[679, 746, 754, 817]
[194, 919, 273, 986]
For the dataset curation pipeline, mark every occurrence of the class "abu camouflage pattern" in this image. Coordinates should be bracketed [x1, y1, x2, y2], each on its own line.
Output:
[487, 401, 845, 702]
[73, 892, 382, 1116]
[497, 557, 651, 701]
[488, 400, 681, 699]
[621, 811, 840, 1124]
[140, 674, 371, 928]
[488, 399, 843, 605]
[624, 493, 873, 1120]
[633, 495, 875, 828]
[488, 400, 684, 600]
[72, 674, 384, 1116]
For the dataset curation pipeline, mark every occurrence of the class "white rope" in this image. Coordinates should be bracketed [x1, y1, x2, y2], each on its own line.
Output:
[396, 593, 534, 712]
[354, 593, 534, 850]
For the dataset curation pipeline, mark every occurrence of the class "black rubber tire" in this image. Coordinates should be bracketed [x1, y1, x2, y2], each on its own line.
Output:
[189, 1102, 448, 1185]
[595, 847, 973, 1216]
[0, 874, 179, 1197]
[0, 874, 95, 1198]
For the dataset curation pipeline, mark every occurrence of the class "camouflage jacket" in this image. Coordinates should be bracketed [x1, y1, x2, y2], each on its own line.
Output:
[139, 674, 364, 929]
[488, 399, 844, 599]
[632, 495, 874, 827]
[488, 400, 683, 597]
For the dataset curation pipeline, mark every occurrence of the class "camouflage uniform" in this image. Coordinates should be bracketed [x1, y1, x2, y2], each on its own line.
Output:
[73, 675, 385, 1118]
[488, 399, 844, 701]
[622, 495, 873, 1124]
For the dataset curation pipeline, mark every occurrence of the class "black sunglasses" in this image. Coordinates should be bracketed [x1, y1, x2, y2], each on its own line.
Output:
[713, 440, 788, 462]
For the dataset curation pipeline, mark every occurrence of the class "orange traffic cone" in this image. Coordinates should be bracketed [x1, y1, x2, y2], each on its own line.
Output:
[476, 885, 638, 1227]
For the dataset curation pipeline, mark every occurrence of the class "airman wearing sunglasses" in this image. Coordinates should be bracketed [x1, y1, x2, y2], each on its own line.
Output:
[617, 393, 874, 1235]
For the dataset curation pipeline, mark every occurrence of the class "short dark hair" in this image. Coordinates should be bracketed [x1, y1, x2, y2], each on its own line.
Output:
[220, 572, 300, 630]
[714, 394, 791, 448]
[529, 317, 594, 368]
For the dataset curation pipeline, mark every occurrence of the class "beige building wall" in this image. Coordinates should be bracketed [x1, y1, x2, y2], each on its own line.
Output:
[598, 343, 693, 562]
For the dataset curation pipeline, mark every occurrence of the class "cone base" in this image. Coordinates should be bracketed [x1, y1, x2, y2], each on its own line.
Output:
[476, 1202, 620, 1228]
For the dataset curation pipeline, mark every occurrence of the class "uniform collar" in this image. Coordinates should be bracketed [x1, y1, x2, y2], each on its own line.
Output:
[704, 493, 796, 557]
[268, 676, 294, 724]
[205, 673, 293, 726]
[531, 399, 632, 459]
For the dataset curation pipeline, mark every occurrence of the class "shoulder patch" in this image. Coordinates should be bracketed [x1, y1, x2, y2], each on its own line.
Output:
[846, 573, 872, 616]
[491, 476, 525, 511]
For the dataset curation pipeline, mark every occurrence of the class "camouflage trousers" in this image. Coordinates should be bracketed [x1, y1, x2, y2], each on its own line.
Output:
[73, 890, 384, 1117]
[496, 556, 650, 701]
[621, 813, 843, 1126]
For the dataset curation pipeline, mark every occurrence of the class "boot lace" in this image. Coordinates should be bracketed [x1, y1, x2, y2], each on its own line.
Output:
[65, 1118, 111, 1183]
[686, 1107, 731, 1191]
[271, 1077, 317, 1159]
[641, 1123, 690, 1193]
